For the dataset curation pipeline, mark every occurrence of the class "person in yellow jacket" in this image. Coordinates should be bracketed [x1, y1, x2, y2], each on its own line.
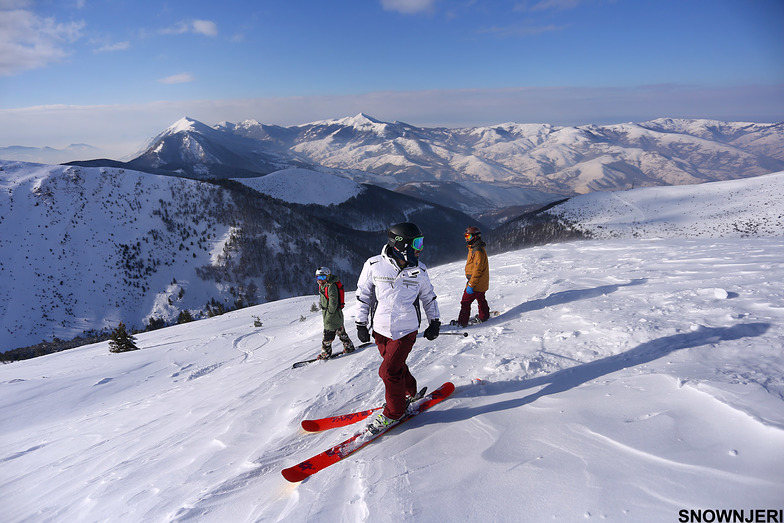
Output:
[457, 226, 490, 327]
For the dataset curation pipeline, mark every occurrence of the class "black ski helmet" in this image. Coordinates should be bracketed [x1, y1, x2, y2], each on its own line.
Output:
[387, 222, 423, 250]
[386, 222, 424, 267]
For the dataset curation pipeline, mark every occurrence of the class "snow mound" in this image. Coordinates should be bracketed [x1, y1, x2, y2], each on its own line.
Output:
[234, 168, 363, 206]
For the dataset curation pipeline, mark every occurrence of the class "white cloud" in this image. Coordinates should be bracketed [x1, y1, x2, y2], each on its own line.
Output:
[161, 19, 218, 37]
[192, 20, 218, 37]
[0, 7, 85, 76]
[380, 0, 437, 15]
[158, 73, 195, 84]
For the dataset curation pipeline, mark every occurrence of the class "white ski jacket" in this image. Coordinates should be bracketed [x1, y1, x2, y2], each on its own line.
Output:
[355, 246, 440, 340]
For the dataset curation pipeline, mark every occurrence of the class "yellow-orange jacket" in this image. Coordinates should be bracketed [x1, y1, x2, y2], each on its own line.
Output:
[465, 240, 489, 292]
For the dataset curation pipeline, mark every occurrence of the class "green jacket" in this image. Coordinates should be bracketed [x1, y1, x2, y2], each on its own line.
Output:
[319, 274, 344, 331]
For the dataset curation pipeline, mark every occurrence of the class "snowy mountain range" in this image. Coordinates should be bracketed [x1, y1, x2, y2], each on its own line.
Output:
[74, 114, 784, 220]
[2, 193, 782, 521]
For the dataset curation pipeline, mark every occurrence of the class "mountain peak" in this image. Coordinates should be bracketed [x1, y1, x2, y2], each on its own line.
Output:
[164, 117, 212, 135]
[308, 113, 385, 128]
[350, 113, 382, 125]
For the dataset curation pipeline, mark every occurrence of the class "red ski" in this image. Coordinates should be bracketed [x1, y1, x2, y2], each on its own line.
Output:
[301, 407, 383, 432]
[300, 386, 427, 432]
[282, 381, 455, 483]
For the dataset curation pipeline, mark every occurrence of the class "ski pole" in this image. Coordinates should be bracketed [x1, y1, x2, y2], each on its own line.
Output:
[441, 331, 468, 337]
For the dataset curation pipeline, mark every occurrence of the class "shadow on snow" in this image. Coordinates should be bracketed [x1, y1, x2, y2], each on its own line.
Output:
[497, 278, 649, 321]
[439, 322, 771, 423]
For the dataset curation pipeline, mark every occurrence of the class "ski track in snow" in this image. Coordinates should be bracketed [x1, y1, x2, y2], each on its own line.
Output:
[1, 237, 784, 522]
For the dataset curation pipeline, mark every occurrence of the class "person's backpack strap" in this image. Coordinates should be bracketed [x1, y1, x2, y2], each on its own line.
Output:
[335, 280, 345, 309]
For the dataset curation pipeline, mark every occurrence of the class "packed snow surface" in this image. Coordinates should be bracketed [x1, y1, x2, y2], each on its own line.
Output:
[2, 235, 783, 522]
[233, 168, 364, 206]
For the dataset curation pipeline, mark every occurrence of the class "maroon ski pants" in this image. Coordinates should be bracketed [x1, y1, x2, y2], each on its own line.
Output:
[374, 330, 418, 420]
[457, 288, 490, 326]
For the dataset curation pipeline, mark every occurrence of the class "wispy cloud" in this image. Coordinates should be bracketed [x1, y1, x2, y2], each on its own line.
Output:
[380, 0, 437, 15]
[529, 0, 584, 11]
[478, 23, 567, 37]
[160, 19, 218, 37]
[94, 41, 131, 53]
[158, 73, 194, 85]
[0, 1, 32, 8]
[0, 7, 84, 76]
[518, 0, 608, 12]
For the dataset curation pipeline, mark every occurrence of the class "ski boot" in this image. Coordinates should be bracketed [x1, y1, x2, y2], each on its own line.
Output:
[405, 387, 428, 414]
[366, 412, 399, 435]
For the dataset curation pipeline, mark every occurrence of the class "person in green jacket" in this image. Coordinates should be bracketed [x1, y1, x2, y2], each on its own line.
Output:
[316, 267, 355, 359]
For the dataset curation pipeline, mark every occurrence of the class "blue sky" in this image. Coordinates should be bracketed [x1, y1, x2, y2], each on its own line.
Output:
[1, 0, 783, 159]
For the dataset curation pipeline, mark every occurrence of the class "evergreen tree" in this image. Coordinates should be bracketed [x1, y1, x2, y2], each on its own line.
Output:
[108, 322, 139, 353]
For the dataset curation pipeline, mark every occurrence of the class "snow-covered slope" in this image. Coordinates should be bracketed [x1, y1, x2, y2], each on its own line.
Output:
[233, 168, 364, 206]
[0, 161, 365, 352]
[1, 235, 782, 522]
[0, 160, 478, 354]
[548, 171, 784, 238]
[0, 161, 242, 350]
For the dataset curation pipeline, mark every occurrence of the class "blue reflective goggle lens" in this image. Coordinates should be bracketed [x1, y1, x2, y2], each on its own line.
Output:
[411, 236, 424, 251]
[316, 275, 327, 280]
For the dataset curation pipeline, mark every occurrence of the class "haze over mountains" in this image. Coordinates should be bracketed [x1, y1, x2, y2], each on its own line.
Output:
[0, 144, 99, 165]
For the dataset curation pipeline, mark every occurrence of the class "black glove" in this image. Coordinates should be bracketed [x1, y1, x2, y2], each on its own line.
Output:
[423, 319, 440, 341]
[356, 323, 371, 343]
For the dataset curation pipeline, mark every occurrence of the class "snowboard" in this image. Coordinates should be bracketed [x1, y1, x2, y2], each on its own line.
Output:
[292, 341, 373, 368]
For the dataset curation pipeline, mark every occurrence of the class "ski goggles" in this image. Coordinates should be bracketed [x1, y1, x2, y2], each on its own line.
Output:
[316, 275, 327, 281]
[464, 233, 474, 241]
[411, 236, 424, 251]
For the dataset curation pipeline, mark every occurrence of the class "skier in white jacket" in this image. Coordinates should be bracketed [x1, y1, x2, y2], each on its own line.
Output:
[355, 222, 441, 434]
